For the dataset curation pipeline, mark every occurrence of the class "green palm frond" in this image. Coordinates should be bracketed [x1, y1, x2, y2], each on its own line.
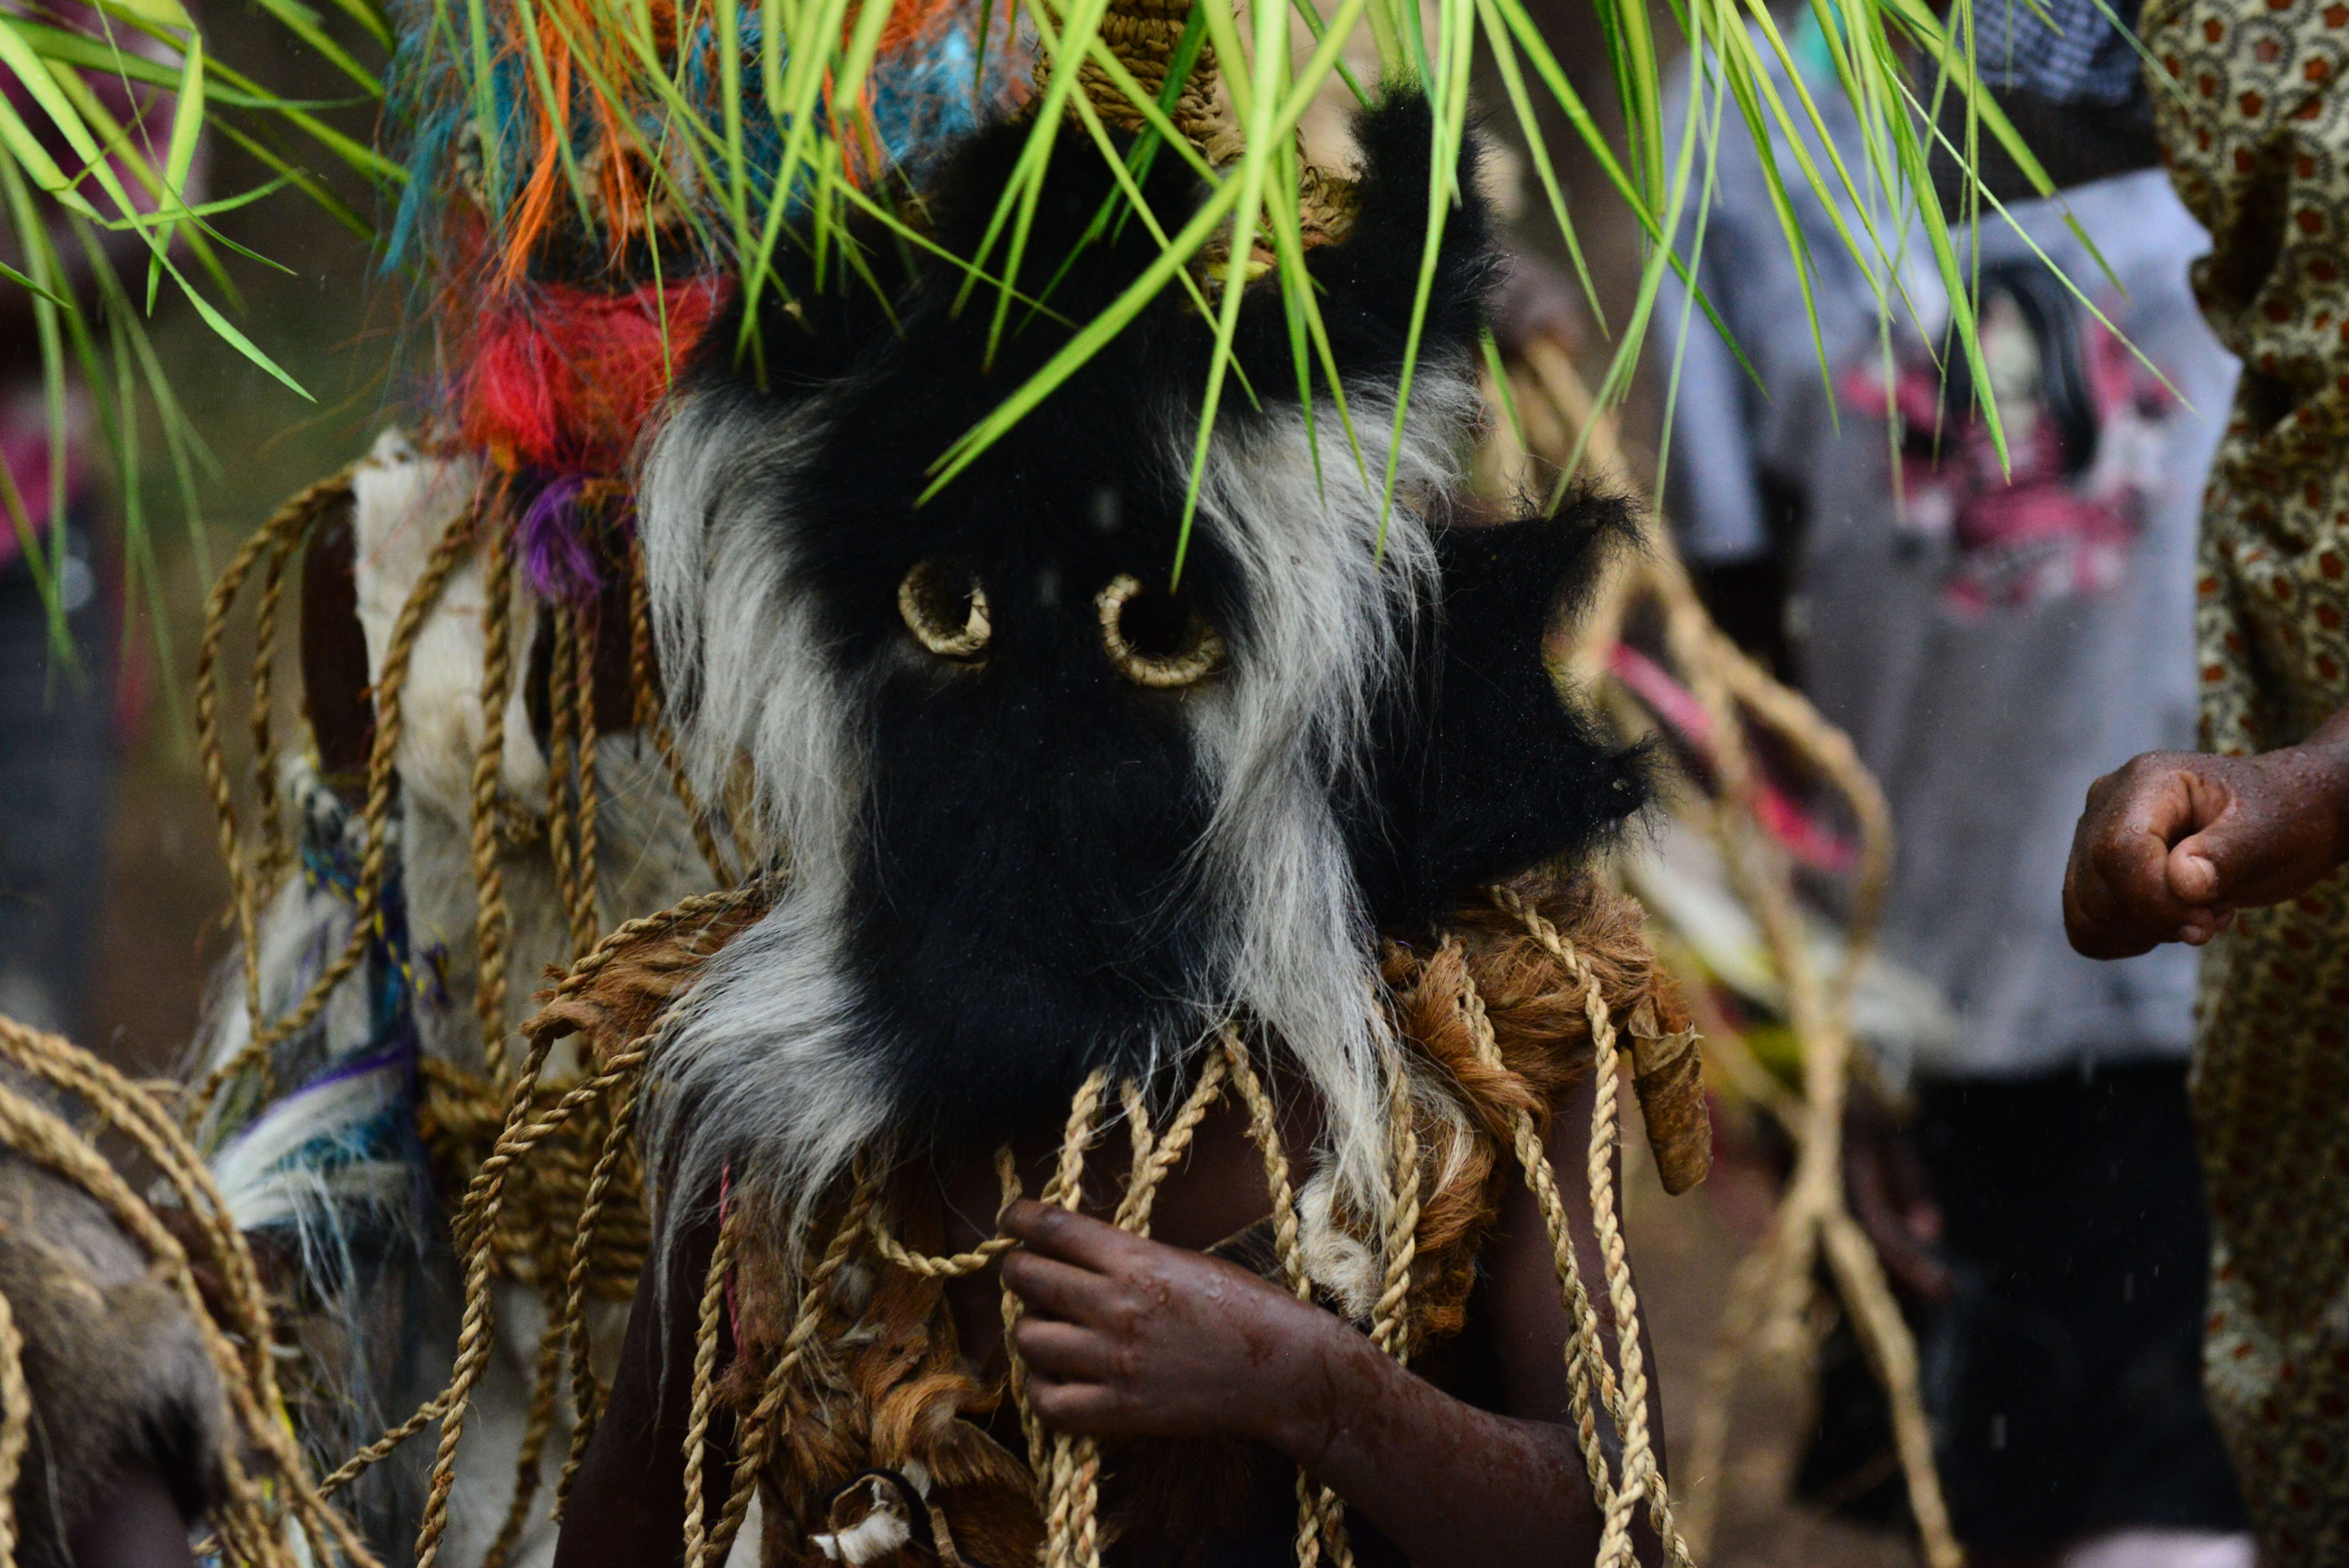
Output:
[1, 0, 2070, 653]
[2, 0, 387, 656]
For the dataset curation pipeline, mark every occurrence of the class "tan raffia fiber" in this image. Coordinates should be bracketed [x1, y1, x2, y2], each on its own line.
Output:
[1506, 341, 1955, 1568]
[1053, 0, 1235, 157]
[0, 1014, 385, 1568]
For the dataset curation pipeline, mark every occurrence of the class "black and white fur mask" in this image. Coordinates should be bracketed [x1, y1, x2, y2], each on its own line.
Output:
[637, 94, 1645, 1244]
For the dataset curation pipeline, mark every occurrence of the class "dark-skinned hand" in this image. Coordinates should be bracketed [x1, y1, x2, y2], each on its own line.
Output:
[2063, 718, 2349, 959]
[998, 1198, 1342, 1458]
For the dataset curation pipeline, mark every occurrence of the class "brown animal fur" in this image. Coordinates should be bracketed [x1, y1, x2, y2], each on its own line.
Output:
[0, 1149, 228, 1568]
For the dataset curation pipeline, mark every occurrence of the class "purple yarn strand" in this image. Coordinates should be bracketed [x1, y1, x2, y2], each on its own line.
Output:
[517, 473, 601, 603]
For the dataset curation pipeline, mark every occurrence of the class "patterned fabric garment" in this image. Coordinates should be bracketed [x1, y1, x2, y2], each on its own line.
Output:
[2144, 1, 2349, 1559]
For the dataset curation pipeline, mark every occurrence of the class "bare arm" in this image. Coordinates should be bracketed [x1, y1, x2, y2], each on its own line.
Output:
[1002, 1070, 1666, 1568]
[2063, 708, 2349, 958]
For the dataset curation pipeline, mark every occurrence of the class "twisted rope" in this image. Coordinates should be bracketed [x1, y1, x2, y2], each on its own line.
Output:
[195, 467, 354, 1080]
[1446, 939, 1624, 1536]
[413, 1025, 668, 1568]
[866, 1216, 1022, 1278]
[1368, 1060, 1421, 1361]
[545, 609, 584, 953]
[247, 527, 299, 901]
[192, 504, 478, 1124]
[481, 1313, 568, 1568]
[1218, 1032, 1353, 1568]
[0, 1017, 384, 1568]
[998, 1146, 1052, 1479]
[0, 1290, 25, 1566]
[1493, 887, 1690, 1568]
[680, 1194, 747, 1568]
[1112, 1051, 1226, 1232]
[694, 1169, 884, 1568]
[553, 1073, 643, 1517]
[407, 1027, 565, 1560]
[569, 597, 605, 957]
[323, 882, 774, 1531]
[472, 497, 518, 1076]
[1001, 1072, 1112, 1568]
[424, 857, 1676, 1568]
[1515, 339, 1948, 1568]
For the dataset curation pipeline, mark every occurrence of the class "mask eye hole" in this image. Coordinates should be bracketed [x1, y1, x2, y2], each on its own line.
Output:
[1096, 574, 1226, 688]
[899, 559, 992, 659]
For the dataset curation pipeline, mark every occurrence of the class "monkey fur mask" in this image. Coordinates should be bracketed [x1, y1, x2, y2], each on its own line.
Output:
[635, 93, 1647, 1237]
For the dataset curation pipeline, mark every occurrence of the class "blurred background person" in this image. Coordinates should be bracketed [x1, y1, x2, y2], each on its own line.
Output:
[0, 0, 201, 1040]
[1656, 11, 2251, 1567]
[0, 318, 111, 1041]
[2062, 0, 2349, 1554]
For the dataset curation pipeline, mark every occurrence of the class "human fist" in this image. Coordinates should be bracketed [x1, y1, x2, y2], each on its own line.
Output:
[2062, 740, 2349, 959]
[997, 1199, 1343, 1454]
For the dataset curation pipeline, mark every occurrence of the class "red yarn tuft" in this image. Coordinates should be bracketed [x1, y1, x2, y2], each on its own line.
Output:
[458, 275, 729, 473]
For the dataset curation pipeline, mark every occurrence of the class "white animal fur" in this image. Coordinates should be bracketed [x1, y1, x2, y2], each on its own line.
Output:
[810, 1476, 915, 1564]
[635, 356, 1483, 1292]
[342, 428, 715, 1069]
[638, 392, 881, 1252]
[1185, 364, 1471, 1241]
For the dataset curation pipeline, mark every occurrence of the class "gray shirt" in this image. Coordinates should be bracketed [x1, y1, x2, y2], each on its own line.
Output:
[1660, 52, 2237, 1077]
